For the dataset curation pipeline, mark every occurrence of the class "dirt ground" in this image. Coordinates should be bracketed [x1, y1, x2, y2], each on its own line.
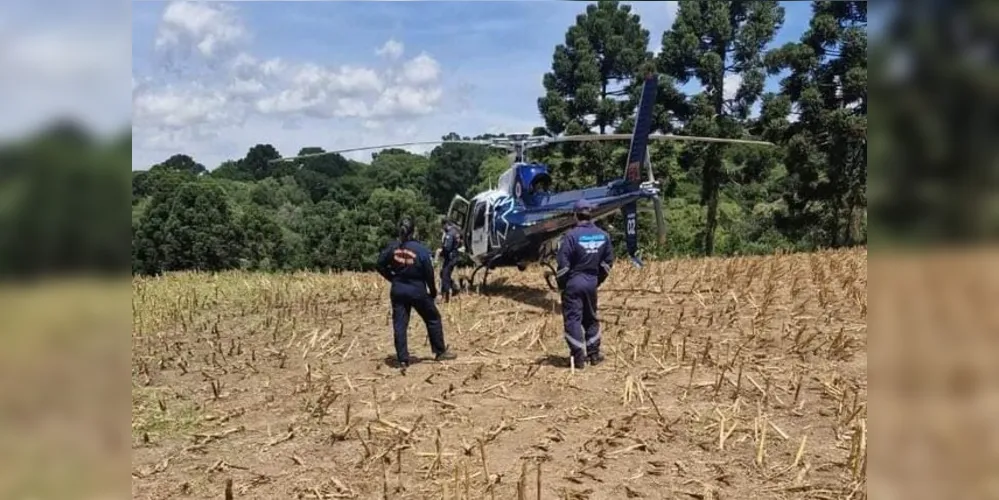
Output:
[131, 248, 867, 500]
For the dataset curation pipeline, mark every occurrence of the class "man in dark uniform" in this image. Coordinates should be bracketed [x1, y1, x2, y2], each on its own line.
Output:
[438, 218, 461, 302]
[376, 217, 457, 370]
[554, 199, 614, 368]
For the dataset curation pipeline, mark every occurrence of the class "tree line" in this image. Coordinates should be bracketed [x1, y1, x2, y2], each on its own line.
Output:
[127, 1, 868, 276]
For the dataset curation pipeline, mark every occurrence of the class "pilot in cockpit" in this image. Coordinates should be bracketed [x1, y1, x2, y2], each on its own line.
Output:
[527, 177, 551, 202]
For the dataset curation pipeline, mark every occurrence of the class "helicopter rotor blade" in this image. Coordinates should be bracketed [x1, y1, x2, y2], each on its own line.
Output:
[549, 133, 774, 146]
[635, 203, 669, 245]
[269, 139, 497, 163]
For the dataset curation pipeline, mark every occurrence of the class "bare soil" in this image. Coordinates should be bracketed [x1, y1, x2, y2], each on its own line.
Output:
[132, 248, 867, 500]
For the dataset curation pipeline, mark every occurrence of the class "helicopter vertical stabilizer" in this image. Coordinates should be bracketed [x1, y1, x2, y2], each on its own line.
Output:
[621, 72, 659, 267]
[623, 73, 659, 185]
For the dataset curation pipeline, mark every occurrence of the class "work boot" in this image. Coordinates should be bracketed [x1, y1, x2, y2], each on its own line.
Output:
[588, 351, 605, 366]
[571, 354, 586, 370]
[435, 350, 457, 361]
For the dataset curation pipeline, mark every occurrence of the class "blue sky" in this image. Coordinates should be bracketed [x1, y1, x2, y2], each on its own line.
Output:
[131, 1, 814, 170]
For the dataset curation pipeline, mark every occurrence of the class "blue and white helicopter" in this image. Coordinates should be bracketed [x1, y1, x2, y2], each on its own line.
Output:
[275, 74, 773, 290]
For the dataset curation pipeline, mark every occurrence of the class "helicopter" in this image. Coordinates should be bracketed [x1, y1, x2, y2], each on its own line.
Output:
[272, 73, 774, 291]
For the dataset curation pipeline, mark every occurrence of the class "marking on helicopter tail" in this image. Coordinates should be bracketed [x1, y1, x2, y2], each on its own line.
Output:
[625, 160, 641, 182]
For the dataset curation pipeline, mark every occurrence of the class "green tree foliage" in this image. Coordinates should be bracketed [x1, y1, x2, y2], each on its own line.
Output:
[425, 141, 491, 212]
[153, 153, 208, 176]
[138, 182, 245, 274]
[658, 0, 785, 255]
[864, 3, 990, 244]
[0, 122, 130, 278]
[211, 159, 254, 181]
[760, 1, 866, 248]
[128, 128, 470, 275]
[369, 149, 431, 193]
[133, 188, 173, 275]
[364, 188, 439, 259]
[473, 156, 513, 194]
[240, 144, 283, 180]
[239, 204, 289, 271]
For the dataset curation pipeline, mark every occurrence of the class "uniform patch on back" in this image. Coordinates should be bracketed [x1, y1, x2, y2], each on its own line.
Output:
[578, 234, 606, 254]
[393, 248, 417, 266]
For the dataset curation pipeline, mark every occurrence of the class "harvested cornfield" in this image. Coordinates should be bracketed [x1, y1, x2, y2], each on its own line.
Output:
[132, 247, 867, 499]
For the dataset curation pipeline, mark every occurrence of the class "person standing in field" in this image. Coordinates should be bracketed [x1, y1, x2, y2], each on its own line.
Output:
[438, 218, 462, 302]
[376, 217, 457, 371]
[554, 200, 613, 369]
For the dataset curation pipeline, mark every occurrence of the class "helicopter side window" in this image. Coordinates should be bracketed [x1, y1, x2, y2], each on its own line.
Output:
[531, 176, 551, 194]
[472, 203, 487, 229]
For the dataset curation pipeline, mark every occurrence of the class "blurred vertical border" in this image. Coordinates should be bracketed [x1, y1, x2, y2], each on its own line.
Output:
[0, 0, 131, 498]
[869, 0, 999, 499]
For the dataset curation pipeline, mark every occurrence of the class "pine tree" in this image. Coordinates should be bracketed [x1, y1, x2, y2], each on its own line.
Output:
[658, 0, 785, 255]
[760, 1, 867, 247]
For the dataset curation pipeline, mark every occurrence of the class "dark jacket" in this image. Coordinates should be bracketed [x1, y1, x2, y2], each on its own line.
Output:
[376, 238, 438, 298]
[441, 225, 461, 261]
[555, 221, 614, 290]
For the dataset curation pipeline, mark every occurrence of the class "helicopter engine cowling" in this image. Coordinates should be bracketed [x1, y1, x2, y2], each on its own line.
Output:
[513, 163, 552, 205]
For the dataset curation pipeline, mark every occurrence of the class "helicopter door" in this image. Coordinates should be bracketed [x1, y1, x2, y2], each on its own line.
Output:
[446, 195, 470, 234]
[469, 200, 490, 257]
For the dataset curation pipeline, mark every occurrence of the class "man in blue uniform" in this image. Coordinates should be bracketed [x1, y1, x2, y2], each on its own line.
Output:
[377, 217, 457, 370]
[555, 200, 614, 368]
[438, 218, 461, 302]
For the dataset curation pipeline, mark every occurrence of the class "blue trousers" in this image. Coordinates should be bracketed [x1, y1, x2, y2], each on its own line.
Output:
[390, 288, 446, 363]
[440, 258, 457, 298]
[561, 281, 600, 362]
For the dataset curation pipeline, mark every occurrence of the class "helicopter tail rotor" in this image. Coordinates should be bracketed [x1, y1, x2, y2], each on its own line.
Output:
[652, 195, 666, 246]
[643, 149, 667, 246]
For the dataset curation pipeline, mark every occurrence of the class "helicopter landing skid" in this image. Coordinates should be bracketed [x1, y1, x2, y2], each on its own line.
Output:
[458, 261, 493, 294]
[541, 261, 559, 291]
[470, 264, 489, 293]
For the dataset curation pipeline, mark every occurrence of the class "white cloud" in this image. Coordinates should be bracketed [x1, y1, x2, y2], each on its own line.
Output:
[697, 73, 742, 102]
[400, 52, 441, 85]
[155, 1, 248, 60]
[788, 103, 800, 123]
[133, 84, 233, 129]
[227, 78, 265, 97]
[376, 39, 404, 59]
[370, 86, 443, 117]
[133, 1, 451, 168]
[723, 73, 741, 101]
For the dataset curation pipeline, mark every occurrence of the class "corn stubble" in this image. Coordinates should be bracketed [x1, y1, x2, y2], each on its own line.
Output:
[132, 248, 867, 500]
